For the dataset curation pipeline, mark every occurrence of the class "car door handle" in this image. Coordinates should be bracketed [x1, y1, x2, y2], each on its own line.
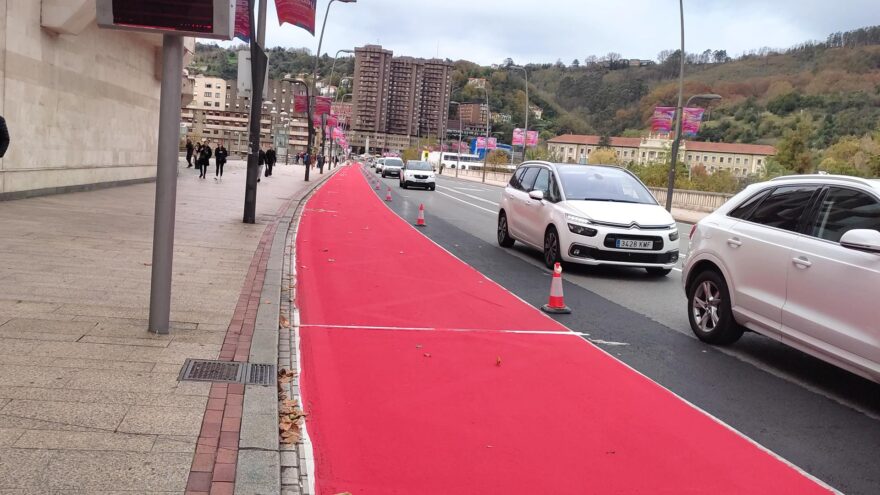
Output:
[792, 257, 812, 269]
[727, 238, 742, 248]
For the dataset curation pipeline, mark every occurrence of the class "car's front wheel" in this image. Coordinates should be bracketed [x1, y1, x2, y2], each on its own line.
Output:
[687, 270, 743, 345]
[497, 212, 515, 247]
[543, 226, 562, 269]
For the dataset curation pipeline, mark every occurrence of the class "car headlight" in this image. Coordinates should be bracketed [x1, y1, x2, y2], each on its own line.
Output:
[669, 230, 679, 241]
[565, 213, 593, 225]
[568, 223, 598, 237]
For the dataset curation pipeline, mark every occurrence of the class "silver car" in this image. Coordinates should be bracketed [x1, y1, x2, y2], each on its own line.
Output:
[683, 174, 880, 382]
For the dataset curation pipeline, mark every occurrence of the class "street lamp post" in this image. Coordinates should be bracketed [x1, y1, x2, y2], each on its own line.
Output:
[328, 49, 354, 92]
[508, 64, 528, 163]
[665, 93, 721, 211]
[481, 86, 490, 183]
[282, 77, 314, 181]
[450, 101, 463, 178]
[311, 0, 356, 167]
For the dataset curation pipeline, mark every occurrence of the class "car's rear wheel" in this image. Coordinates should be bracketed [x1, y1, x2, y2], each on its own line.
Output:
[646, 267, 672, 276]
[497, 212, 515, 247]
[543, 226, 561, 269]
[429, 184, 435, 191]
[687, 270, 743, 345]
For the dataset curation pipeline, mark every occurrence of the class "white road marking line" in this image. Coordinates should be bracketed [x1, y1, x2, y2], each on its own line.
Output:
[454, 187, 488, 192]
[588, 339, 630, 346]
[300, 323, 589, 337]
[436, 185, 500, 206]
[435, 190, 497, 214]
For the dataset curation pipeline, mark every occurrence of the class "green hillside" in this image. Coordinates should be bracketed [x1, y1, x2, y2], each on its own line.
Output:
[192, 25, 880, 178]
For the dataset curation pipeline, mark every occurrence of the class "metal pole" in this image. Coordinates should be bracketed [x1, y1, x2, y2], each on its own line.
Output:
[665, 0, 685, 212]
[148, 34, 184, 335]
[482, 87, 489, 183]
[243, 0, 268, 223]
[523, 68, 529, 162]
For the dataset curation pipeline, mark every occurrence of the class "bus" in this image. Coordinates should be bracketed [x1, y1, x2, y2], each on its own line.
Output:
[427, 152, 484, 171]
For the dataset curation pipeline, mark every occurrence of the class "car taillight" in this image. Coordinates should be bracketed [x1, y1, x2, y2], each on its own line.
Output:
[689, 224, 698, 240]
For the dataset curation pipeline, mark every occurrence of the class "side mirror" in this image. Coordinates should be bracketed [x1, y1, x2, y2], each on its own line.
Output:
[528, 190, 545, 201]
[840, 229, 880, 254]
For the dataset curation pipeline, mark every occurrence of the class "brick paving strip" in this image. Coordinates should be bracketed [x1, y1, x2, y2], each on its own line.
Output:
[186, 166, 340, 495]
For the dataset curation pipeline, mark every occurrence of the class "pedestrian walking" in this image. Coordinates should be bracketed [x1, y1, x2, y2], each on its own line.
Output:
[295, 152, 301, 165]
[0, 115, 9, 158]
[304, 151, 311, 169]
[214, 143, 228, 180]
[197, 141, 212, 179]
[317, 153, 325, 174]
[185, 139, 194, 168]
[334, 155, 340, 167]
[265, 146, 277, 177]
[257, 146, 265, 183]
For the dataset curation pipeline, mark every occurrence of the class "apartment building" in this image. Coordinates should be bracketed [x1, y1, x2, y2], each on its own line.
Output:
[350, 45, 453, 153]
[458, 103, 489, 125]
[548, 134, 776, 176]
[181, 78, 310, 157]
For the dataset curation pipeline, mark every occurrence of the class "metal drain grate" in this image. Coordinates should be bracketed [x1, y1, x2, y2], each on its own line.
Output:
[245, 363, 276, 386]
[179, 359, 246, 383]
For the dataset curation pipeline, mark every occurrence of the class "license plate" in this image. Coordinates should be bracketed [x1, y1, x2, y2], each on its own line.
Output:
[616, 239, 653, 250]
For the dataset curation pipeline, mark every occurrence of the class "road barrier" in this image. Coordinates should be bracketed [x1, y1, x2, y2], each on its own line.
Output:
[647, 187, 733, 213]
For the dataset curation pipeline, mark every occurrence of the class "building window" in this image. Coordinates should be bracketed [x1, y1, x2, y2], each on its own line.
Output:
[215, 93, 221, 98]
[204, 102, 212, 107]
[641, 152, 646, 158]
[758, 159, 763, 166]
[703, 155, 708, 161]
[204, 92, 211, 97]
[686, 154, 692, 161]
[206, 83, 212, 88]
[736, 157, 741, 164]
[711, 156, 716, 162]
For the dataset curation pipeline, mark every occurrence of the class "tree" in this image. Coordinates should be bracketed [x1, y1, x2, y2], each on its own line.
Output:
[589, 148, 619, 165]
[775, 117, 816, 174]
[487, 150, 509, 167]
[598, 132, 612, 148]
[571, 59, 580, 68]
[712, 49, 730, 63]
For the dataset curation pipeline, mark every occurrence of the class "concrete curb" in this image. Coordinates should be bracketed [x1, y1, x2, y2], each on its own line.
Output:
[235, 167, 340, 495]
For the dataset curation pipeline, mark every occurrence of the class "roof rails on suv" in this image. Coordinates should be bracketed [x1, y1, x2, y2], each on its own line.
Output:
[770, 174, 876, 188]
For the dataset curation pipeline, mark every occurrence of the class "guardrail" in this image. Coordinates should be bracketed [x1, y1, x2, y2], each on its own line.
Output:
[648, 187, 733, 212]
[441, 167, 733, 213]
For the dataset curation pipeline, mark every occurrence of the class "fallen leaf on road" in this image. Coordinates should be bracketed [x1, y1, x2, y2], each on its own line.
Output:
[415, 345, 422, 349]
[423, 353, 431, 358]
[279, 315, 290, 328]
[328, 258, 335, 262]
[496, 356, 502, 367]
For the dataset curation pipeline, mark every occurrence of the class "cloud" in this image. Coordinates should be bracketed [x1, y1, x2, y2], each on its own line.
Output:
[210, 0, 877, 65]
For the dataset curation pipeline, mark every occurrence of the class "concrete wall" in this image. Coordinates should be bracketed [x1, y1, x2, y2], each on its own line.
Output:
[0, 1, 164, 198]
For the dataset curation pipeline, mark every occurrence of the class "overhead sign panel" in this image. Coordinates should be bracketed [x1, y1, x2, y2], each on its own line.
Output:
[97, 0, 235, 40]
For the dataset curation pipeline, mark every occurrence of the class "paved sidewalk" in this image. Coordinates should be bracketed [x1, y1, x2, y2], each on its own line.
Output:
[0, 158, 329, 493]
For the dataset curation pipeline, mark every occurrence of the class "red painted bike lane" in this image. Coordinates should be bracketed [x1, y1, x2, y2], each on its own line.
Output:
[295, 166, 833, 494]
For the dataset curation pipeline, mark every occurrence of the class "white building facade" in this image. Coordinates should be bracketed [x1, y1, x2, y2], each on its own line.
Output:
[0, 0, 194, 199]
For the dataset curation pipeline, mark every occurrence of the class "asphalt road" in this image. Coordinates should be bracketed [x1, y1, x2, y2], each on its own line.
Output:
[366, 166, 880, 495]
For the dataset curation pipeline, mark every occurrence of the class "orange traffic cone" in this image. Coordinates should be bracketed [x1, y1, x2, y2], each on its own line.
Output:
[375, 181, 380, 190]
[542, 262, 572, 314]
[415, 203, 426, 227]
[385, 187, 392, 202]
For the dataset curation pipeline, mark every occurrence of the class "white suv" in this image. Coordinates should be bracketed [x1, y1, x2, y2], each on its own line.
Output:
[683, 175, 880, 382]
[497, 162, 679, 274]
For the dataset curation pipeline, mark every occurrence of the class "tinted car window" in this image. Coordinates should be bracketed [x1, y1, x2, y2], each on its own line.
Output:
[532, 169, 550, 194]
[406, 161, 432, 171]
[745, 186, 817, 232]
[384, 158, 403, 167]
[729, 188, 771, 220]
[510, 167, 527, 190]
[809, 187, 880, 243]
[519, 167, 540, 191]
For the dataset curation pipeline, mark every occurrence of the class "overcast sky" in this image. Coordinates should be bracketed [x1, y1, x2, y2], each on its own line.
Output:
[212, 0, 878, 65]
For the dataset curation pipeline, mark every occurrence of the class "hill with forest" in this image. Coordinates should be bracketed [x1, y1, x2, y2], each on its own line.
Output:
[191, 25, 880, 178]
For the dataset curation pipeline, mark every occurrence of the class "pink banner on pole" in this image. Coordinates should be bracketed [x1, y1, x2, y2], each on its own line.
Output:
[488, 137, 497, 149]
[682, 107, 706, 136]
[651, 107, 676, 133]
[476, 137, 487, 150]
[315, 96, 332, 116]
[293, 95, 308, 113]
[234, 0, 250, 42]
[512, 128, 525, 146]
[526, 130, 539, 147]
[275, 0, 316, 35]
[332, 128, 343, 139]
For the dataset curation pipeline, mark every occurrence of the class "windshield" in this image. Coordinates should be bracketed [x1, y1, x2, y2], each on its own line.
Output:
[557, 166, 657, 205]
[384, 158, 403, 167]
[407, 161, 432, 171]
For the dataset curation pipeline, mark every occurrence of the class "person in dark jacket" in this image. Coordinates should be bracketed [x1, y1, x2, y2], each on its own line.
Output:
[197, 141, 212, 179]
[257, 146, 266, 182]
[0, 116, 9, 158]
[185, 139, 194, 168]
[317, 153, 325, 174]
[214, 143, 228, 180]
[265, 146, 277, 177]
